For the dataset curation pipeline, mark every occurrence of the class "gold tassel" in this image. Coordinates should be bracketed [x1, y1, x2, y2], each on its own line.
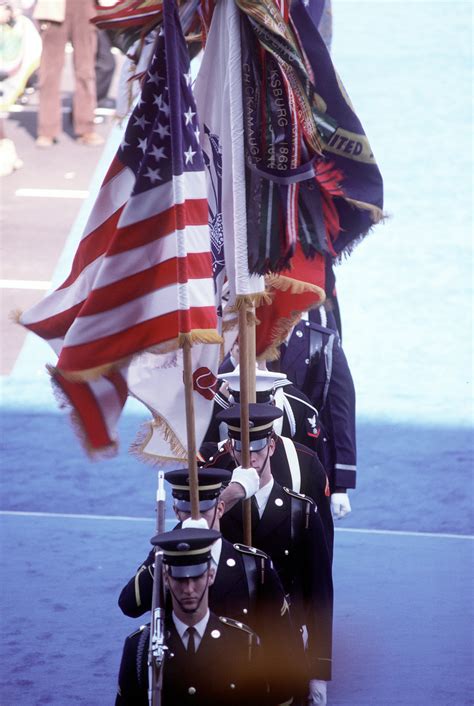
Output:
[344, 197, 385, 224]
[265, 273, 326, 299]
[130, 416, 188, 467]
[178, 329, 222, 348]
[233, 292, 269, 309]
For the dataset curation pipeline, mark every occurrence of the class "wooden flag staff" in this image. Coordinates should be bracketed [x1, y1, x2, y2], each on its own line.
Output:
[238, 303, 257, 546]
[182, 339, 201, 520]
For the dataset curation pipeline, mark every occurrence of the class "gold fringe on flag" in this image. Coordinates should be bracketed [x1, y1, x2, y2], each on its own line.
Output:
[130, 416, 188, 467]
[233, 292, 270, 309]
[255, 274, 326, 361]
[178, 329, 223, 347]
[56, 329, 222, 382]
[265, 273, 326, 298]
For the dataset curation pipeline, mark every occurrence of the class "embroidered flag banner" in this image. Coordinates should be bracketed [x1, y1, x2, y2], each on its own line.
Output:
[233, 0, 383, 358]
[129, 345, 218, 465]
[237, 0, 383, 272]
[303, 0, 333, 51]
[19, 0, 221, 458]
[193, 0, 265, 315]
[290, 0, 384, 253]
[193, 0, 325, 359]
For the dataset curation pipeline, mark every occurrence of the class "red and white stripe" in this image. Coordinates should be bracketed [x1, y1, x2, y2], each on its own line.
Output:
[20, 163, 215, 376]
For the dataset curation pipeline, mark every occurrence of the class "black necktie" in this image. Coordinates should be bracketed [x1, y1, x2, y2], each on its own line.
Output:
[186, 626, 196, 655]
[250, 496, 260, 531]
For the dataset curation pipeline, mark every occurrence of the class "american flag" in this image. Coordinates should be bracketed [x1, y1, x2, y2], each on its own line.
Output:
[19, 0, 220, 455]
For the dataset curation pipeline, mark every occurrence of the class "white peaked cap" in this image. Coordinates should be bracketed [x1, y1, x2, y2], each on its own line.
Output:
[217, 365, 288, 392]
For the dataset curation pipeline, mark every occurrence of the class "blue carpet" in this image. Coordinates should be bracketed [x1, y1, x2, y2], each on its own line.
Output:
[1, 511, 472, 705]
[1, 404, 472, 703]
[1, 405, 472, 534]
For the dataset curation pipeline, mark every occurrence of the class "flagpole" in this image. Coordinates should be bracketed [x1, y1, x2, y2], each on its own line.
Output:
[182, 339, 201, 519]
[162, 0, 201, 521]
[238, 303, 256, 546]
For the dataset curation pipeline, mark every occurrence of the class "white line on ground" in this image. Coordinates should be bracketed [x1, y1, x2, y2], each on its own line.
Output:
[0, 279, 51, 290]
[335, 526, 474, 540]
[15, 188, 89, 199]
[8, 104, 116, 117]
[1, 510, 472, 539]
[0, 510, 154, 523]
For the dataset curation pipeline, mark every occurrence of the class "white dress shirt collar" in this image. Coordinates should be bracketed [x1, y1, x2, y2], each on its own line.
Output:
[172, 609, 210, 651]
[254, 477, 274, 517]
[210, 537, 222, 568]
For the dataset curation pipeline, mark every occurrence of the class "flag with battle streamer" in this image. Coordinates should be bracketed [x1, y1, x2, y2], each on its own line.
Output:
[193, 0, 266, 321]
[233, 0, 384, 358]
[238, 0, 383, 269]
[190, 0, 270, 376]
[193, 0, 329, 359]
[19, 0, 222, 463]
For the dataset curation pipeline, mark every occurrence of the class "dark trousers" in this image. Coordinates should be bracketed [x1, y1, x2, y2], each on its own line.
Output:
[37, 0, 97, 138]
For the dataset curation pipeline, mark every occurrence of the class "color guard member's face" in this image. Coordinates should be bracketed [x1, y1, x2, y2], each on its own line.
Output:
[232, 437, 275, 476]
[165, 568, 215, 614]
[175, 500, 224, 530]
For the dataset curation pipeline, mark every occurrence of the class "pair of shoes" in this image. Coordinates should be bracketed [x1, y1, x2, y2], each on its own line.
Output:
[36, 136, 57, 148]
[76, 132, 105, 146]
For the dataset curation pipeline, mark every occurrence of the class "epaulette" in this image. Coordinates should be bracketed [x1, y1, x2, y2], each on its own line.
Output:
[202, 445, 230, 466]
[219, 616, 260, 643]
[283, 486, 315, 506]
[128, 623, 149, 640]
[232, 543, 270, 562]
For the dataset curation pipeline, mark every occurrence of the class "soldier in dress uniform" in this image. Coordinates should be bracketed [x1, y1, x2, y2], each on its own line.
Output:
[115, 527, 279, 706]
[118, 468, 306, 701]
[215, 405, 334, 706]
[202, 401, 334, 558]
[280, 306, 357, 520]
[203, 366, 322, 451]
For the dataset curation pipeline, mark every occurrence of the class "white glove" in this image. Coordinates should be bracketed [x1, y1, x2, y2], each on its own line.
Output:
[308, 679, 327, 705]
[182, 517, 209, 530]
[331, 492, 351, 520]
[230, 466, 259, 499]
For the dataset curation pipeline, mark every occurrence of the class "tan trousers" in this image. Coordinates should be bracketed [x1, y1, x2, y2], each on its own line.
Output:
[37, 0, 97, 138]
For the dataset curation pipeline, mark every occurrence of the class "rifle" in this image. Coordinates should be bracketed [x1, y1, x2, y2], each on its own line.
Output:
[148, 471, 167, 706]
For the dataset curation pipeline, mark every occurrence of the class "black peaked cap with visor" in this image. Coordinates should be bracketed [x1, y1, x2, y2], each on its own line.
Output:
[151, 527, 221, 579]
[216, 402, 283, 452]
[164, 468, 231, 513]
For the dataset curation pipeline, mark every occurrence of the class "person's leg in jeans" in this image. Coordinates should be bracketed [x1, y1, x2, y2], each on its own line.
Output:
[68, 0, 98, 139]
[37, 20, 66, 141]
